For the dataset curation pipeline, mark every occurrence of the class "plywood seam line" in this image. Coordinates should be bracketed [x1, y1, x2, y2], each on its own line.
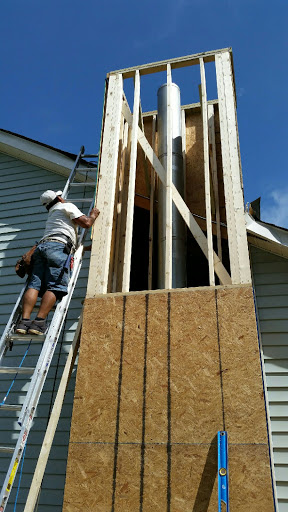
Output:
[139, 293, 149, 511]
[167, 291, 172, 510]
[215, 289, 226, 431]
[111, 295, 126, 511]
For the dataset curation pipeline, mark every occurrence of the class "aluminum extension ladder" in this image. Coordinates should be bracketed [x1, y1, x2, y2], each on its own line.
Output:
[0, 146, 97, 511]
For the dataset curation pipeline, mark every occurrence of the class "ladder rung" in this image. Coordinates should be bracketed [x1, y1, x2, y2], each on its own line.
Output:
[76, 168, 97, 172]
[70, 198, 94, 203]
[82, 154, 98, 158]
[70, 183, 95, 187]
[0, 367, 34, 375]
[0, 404, 22, 412]
[8, 334, 46, 342]
[0, 446, 14, 454]
[76, 167, 97, 172]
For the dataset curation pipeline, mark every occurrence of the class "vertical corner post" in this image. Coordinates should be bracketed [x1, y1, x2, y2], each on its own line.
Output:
[86, 73, 123, 296]
[215, 51, 251, 284]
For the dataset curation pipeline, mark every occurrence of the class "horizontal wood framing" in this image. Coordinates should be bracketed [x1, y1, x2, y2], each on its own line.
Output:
[108, 47, 232, 79]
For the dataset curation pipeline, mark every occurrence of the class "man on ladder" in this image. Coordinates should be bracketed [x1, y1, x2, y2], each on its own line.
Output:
[16, 189, 100, 335]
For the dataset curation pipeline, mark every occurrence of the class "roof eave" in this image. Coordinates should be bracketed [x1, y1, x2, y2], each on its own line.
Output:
[246, 212, 288, 260]
[0, 130, 81, 178]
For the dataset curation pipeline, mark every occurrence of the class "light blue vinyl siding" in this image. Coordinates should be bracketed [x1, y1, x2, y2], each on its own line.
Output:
[250, 245, 288, 512]
[0, 152, 93, 511]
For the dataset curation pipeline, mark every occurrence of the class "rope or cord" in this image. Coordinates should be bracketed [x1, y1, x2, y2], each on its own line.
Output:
[0, 340, 32, 405]
[13, 442, 27, 512]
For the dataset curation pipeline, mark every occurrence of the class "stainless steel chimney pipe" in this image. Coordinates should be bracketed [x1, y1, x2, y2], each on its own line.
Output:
[157, 83, 187, 289]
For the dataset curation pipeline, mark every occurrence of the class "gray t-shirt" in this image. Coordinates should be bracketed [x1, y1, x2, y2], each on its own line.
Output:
[42, 202, 84, 246]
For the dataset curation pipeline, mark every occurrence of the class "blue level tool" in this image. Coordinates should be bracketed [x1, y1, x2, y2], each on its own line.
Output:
[218, 431, 229, 511]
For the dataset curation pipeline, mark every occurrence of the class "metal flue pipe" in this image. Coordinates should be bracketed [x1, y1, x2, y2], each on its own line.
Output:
[157, 83, 187, 289]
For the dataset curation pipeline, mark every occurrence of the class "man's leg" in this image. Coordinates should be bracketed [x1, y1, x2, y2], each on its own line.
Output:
[28, 290, 57, 335]
[37, 290, 57, 319]
[16, 288, 39, 334]
[22, 288, 39, 319]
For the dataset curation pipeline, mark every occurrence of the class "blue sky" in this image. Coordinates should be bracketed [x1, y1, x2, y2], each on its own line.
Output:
[1, 0, 288, 226]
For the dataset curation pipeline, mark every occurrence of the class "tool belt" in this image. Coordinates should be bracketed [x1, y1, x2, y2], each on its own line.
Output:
[39, 233, 75, 255]
[15, 243, 38, 278]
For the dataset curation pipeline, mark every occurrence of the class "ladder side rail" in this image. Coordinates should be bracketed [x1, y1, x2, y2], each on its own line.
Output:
[61, 146, 85, 199]
[0, 286, 26, 362]
[0, 196, 94, 509]
[0, 246, 85, 509]
[0, 401, 35, 511]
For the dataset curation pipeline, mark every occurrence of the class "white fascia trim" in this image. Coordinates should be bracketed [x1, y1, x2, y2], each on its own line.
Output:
[245, 212, 288, 247]
[0, 131, 75, 178]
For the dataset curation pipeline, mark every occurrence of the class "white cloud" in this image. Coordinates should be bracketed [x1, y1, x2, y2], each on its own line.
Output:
[262, 189, 288, 229]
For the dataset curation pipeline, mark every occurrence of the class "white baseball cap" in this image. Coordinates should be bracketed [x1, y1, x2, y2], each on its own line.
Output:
[40, 190, 63, 206]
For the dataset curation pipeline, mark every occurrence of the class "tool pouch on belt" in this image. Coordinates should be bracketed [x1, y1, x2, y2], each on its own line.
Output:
[15, 243, 38, 278]
[63, 239, 75, 273]
[63, 239, 73, 255]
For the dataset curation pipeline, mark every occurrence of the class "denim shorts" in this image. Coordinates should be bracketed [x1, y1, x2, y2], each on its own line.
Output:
[27, 241, 70, 298]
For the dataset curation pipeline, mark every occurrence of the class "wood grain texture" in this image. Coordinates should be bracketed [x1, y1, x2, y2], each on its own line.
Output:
[216, 286, 268, 444]
[63, 286, 274, 511]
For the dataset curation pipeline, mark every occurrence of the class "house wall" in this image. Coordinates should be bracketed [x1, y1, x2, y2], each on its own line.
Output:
[0, 152, 91, 511]
[250, 245, 288, 512]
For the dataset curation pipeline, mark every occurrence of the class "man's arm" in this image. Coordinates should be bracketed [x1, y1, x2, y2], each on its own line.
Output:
[73, 207, 100, 228]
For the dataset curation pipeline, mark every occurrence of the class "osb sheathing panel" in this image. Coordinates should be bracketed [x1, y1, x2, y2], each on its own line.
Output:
[135, 108, 226, 233]
[63, 285, 274, 511]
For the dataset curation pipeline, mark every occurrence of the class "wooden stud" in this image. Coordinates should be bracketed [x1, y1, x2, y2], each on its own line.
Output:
[87, 74, 124, 297]
[200, 58, 215, 286]
[122, 93, 231, 285]
[215, 52, 251, 284]
[181, 109, 187, 202]
[208, 104, 222, 260]
[23, 314, 83, 512]
[148, 115, 156, 290]
[136, 127, 231, 285]
[122, 70, 140, 292]
[116, 124, 131, 291]
[112, 119, 128, 292]
[165, 64, 173, 289]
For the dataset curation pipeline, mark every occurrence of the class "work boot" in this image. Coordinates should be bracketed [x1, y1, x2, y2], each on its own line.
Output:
[28, 319, 47, 336]
[15, 319, 32, 334]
